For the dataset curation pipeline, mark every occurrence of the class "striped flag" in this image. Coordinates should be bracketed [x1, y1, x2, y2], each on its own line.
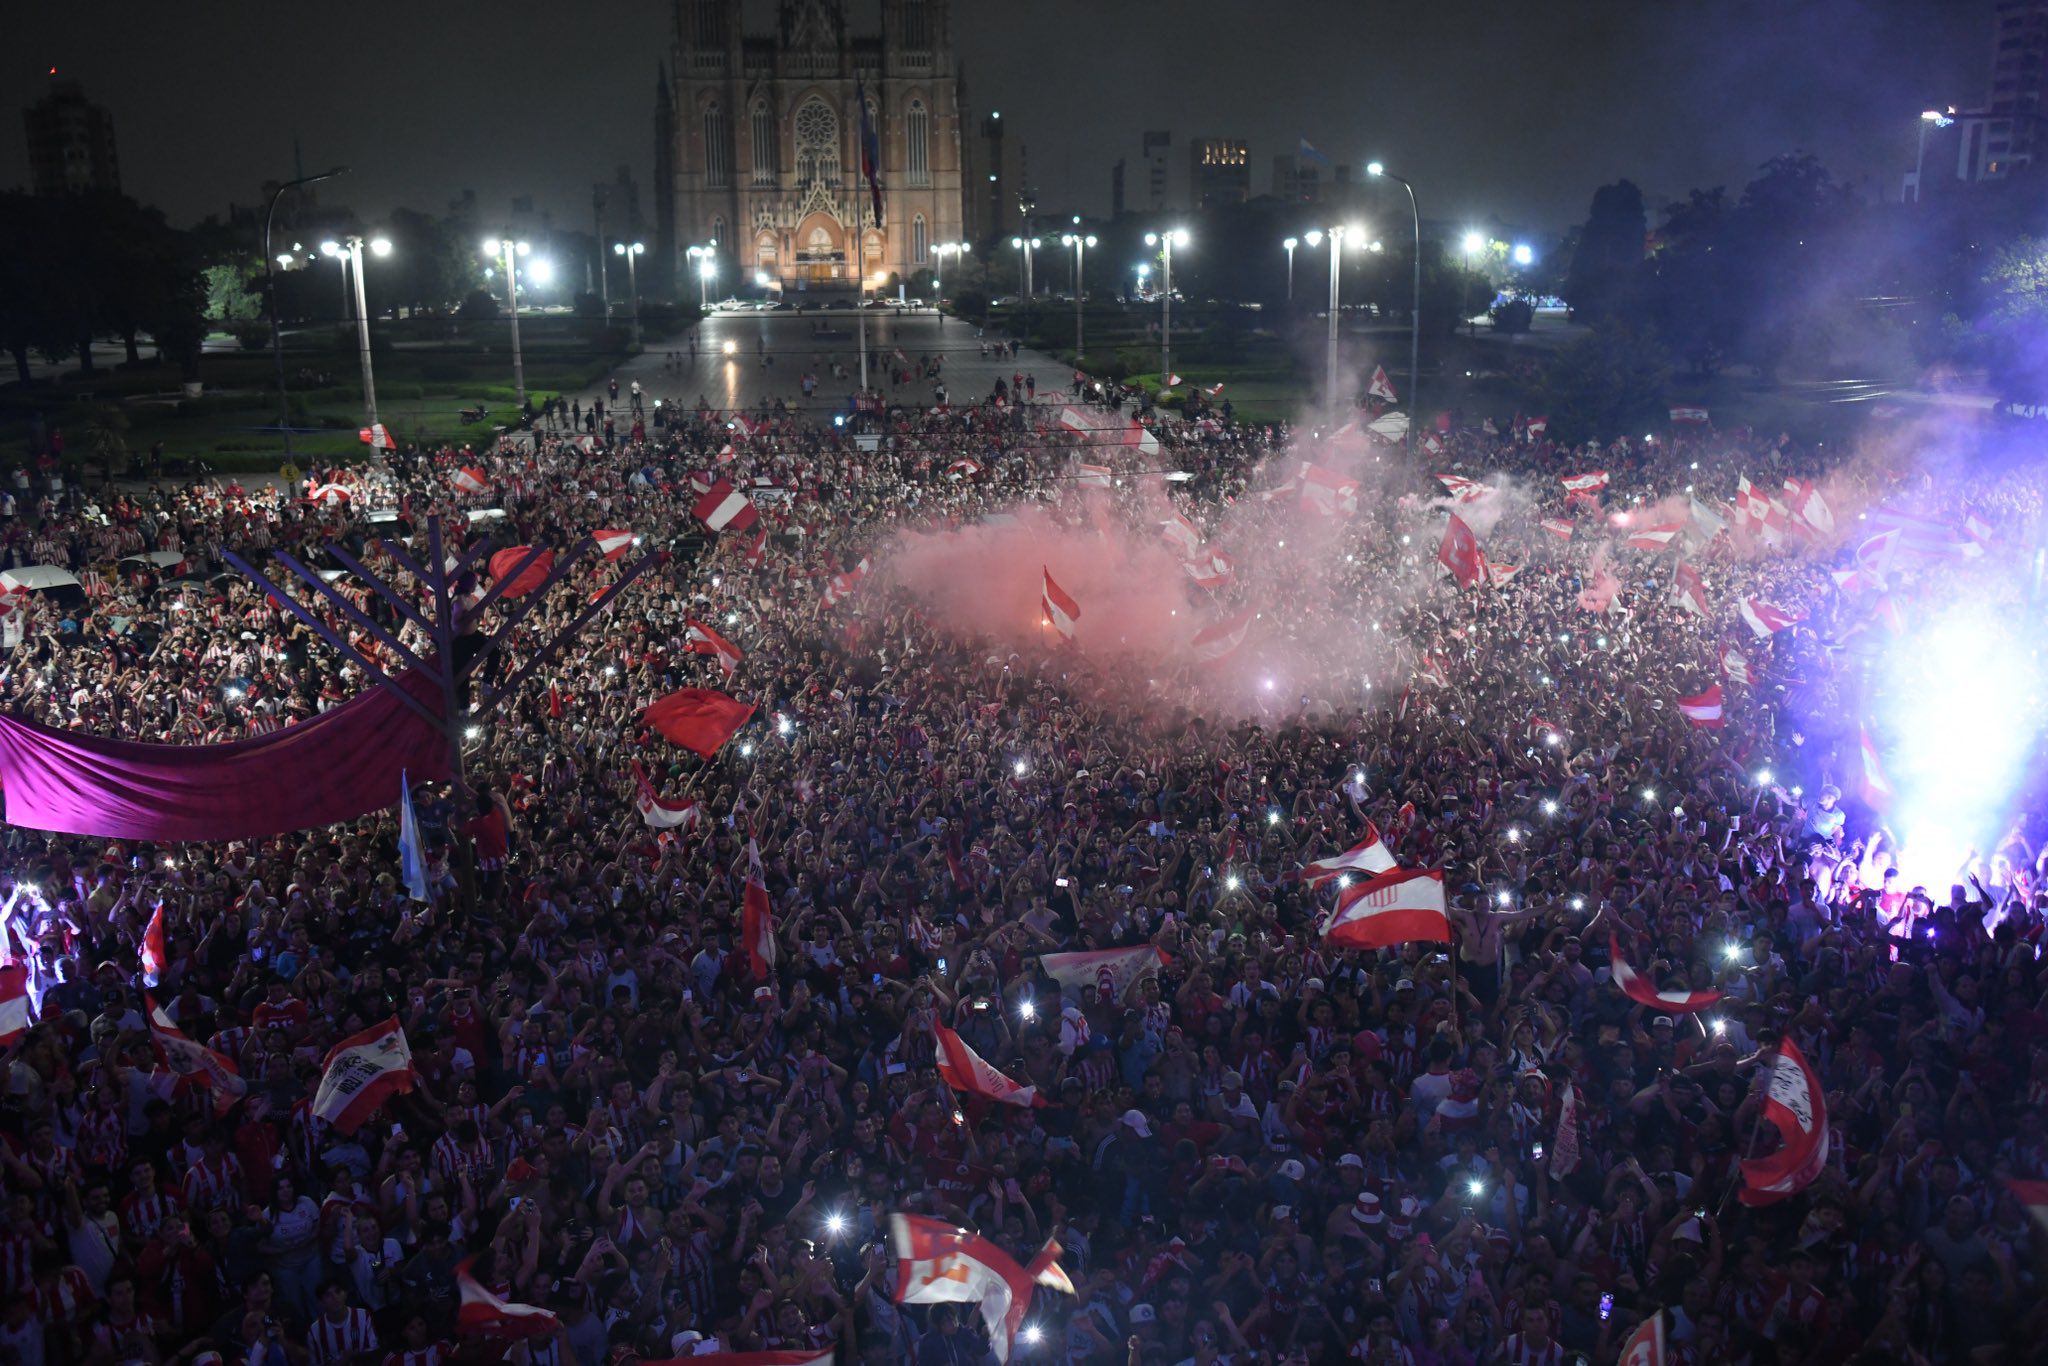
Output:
[1540, 517, 1574, 541]
[684, 617, 744, 676]
[1672, 562, 1708, 617]
[1609, 936, 1721, 1012]
[693, 480, 759, 533]
[1190, 606, 1255, 665]
[1739, 597, 1803, 638]
[1041, 567, 1080, 640]
[1860, 728, 1893, 805]
[1324, 868, 1451, 950]
[1721, 644, 1752, 686]
[1296, 825, 1396, 888]
[1623, 523, 1684, 551]
[631, 760, 700, 830]
[456, 1258, 560, 1340]
[593, 529, 635, 561]
[452, 466, 490, 495]
[1677, 684, 1724, 728]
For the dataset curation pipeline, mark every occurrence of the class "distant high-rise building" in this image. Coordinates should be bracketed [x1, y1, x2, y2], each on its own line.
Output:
[1111, 158, 1126, 218]
[23, 80, 119, 197]
[1141, 130, 1171, 210]
[1190, 137, 1250, 209]
[965, 108, 1020, 241]
[1984, 0, 2045, 175]
[1272, 153, 1323, 204]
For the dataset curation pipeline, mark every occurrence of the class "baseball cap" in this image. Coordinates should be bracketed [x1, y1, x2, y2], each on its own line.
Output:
[1352, 1191, 1385, 1225]
[1272, 1204, 1295, 1221]
[1221, 1070, 1244, 1089]
[1337, 1153, 1365, 1170]
[1120, 1109, 1153, 1138]
[1277, 1159, 1306, 1181]
[1130, 1304, 1157, 1324]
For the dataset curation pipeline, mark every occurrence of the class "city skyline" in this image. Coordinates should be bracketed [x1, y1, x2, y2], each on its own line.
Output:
[1, 0, 2008, 236]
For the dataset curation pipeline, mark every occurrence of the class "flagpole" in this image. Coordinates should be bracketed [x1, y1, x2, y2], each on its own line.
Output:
[1718, 1056, 1775, 1216]
[857, 216, 869, 392]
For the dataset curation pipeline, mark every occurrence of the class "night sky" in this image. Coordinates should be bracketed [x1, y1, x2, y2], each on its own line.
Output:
[3, 0, 2001, 239]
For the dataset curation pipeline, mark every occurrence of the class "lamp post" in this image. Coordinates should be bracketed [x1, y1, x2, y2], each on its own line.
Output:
[484, 237, 530, 410]
[1283, 236, 1299, 301]
[686, 241, 717, 312]
[1311, 226, 1353, 419]
[932, 241, 966, 298]
[1061, 232, 1096, 361]
[1008, 235, 1040, 300]
[1461, 231, 1486, 337]
[320, 235, 391, 426]
[1134, 263, 1150, 299]
[1915, 108, 1954, 203]
[614, 242, 646, 348]
[1367, 161, 1421, 450]
[1143, 228, 1188, 385]
[262, 165, 346, 459]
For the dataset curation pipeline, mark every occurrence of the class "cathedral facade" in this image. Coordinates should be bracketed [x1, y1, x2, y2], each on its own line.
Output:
[657, 0, 969, 297]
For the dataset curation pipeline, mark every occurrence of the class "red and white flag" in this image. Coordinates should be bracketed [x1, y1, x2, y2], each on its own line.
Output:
[1577, 568, 1620, 614]
[456, 1258, 560, 1341]
[1324, 868, 1452, 950]
[311, 1018, 417, 1133]
[1829, 567, 1866, 595]
[1184, 547, 1234, 590]
[1041, 567, 1080, 641]
[1040, 945, 1169, 1005]
[146, 995, 246, 1115]
[1074, 462, 1114, 488]
[946, 457, 983, 479]
[593, 529, 635, 561]
[1860, 728, 1893, 805]
[2006, 1180, 2048, 1237]
[743, 837, 776, 981]
[891, 1215, 1073, 1364]
[716, 442, 738, 464]
[1623, 523, 1684, 551]
[1965, 512, 1995, 547]
[1296, 825, 1396, 888]
[934, 1024, 1043, 1107]
[1540, 517, 1575, 541]
[630, 761, 700, 831]
[1735, 475, 1771, 530]
[1436, 474, 1487, 503]
[685, 617, 745, 677]
[1739, 597, 1804, 638]
[306, 481, 353, 506]
[1560, 471, 1609, 496]
[1481, 554, 1521, 586]
[1439, 514, 1483, 589]
[1165, 372, 1183, 388]
[1126, 419, 1161, 457]
[693, 480, 760, 533]
[740, 524, 768, 569]
[1367, 365, 1398, 403]
[357, 423, 396, 450]
[820, 558, 871, 611]
[1190, 607, 1256, 665]
[1617, 1313, 1668, 1366]
[140, 899, 167, 987]
[1781, 478, 1833, 534]
[1161, 513, 1203, 558]
[1525, 415, 1549, 439]
[1298, 462, 1359, 518]
[1608, 937, 1721, 1013]
[1676, 684, 1724, 729]
[452, 466, 490, 495]
[727, 413, 759, 440]
[1420, 430, 1445, 457]
[1738, 1037, 1828, 1206]
[1669, 406, 1709, 425]
[1721, 644, 1752, 686]
[1672, 562, 1708, 617]
[0, 967, 32, 1047]
[1549, 1080, 1582, 1177]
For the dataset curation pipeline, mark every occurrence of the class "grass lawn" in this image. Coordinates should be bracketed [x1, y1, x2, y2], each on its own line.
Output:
[1, 316, 642, 475]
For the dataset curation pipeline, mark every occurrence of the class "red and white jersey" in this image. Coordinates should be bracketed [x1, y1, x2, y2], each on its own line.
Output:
[120, 1188, 188, 1243]
[181, 1153, 244, 1211]
[1499, 1334, 1566, 1366]
[383, 1346, 446, 1366]
[309, 1306, 379, 1366]
[35, 1265, 98, 1326]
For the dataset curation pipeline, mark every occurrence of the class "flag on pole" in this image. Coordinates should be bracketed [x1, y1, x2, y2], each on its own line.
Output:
[141, 899, 167, 986]
[452, 466, 490, 495]
[820, 557, 871, 610]
[1435, 474, 1489, 503]
[684, 617, 745, 677]
[1041, 567, 1080, 641]
[855, 79, 885, 227]
[1367, 365, 1398, 403]
[1297, 462, 1360, 517]
[146, 995, 246, 1115]
[1323, 868, 1452, 950]
[693, 480, 760, 533]
[643, 689, 756, 757]
[1560, 471, 1610, 496]
[934, 1025, 1043, 1107]
[743, 837, 776, 981]
[1438, 514, 1483, 589]
[1676, 684, 1724, 729]
[1608, 937, 1721, 1013]
[1672, 561, 1708, 617]
[1623, 524, 1684, 551]
[1617, 1312, 1668, 1366]
[1295, 825, 1396, 888]
[631, 761, 700, 831]
[1540, 517, 1575, 541]
[890, 1215, 1072, 1364]
[1738, 597, 1804, 638]
[311, 1018, 417, 1133]
[1738, 1037, 1829, 1206]
[397, 771, 431, 903]
[1189, 607, 1256, 665]
[1549, 1080, 1582, 1177]
[456, 1258, 561, 1340]
[593, 529, 635, 561]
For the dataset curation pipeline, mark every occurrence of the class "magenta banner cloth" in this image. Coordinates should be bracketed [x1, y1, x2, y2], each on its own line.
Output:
[0, 670, 451, 842]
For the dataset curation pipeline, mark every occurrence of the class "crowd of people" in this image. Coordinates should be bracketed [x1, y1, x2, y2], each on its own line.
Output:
[0, 348, 2041, 1366]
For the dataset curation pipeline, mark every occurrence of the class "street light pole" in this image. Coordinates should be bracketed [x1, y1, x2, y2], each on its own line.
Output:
[1062, 233, 1095, 362]
[1915, 109, 1953, 203]
[1145, 229, 1187, 385]
[324, 236, 389, 427]
[1321, 227, 1343, 419]
[487, 237, 530, 411]
[1283, 236, 1298, 302]
[1369, 162, 1422, 451]
[262, 165, 346, 460]
[617, 242, 645, 349]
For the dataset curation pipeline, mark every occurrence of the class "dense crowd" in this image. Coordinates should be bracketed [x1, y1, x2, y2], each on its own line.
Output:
[0, 357, 2042, 1366]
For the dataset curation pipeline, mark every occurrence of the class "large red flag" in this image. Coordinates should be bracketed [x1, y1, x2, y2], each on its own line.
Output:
[1323, 868, 1452, 950]
[1041, 567, 1080, 641]
[643, 689, 755, 757]
[487, 547, 556, 599]
[456, 1258, 560, 1340]
[891, 1214, 1073, 1364]
[1676, 684, 1725, 729]
[934, 1024, 1043, 1107]
[1438, 514, 1482, 589]
[311, 1018, 416, 1134]
[1738, 1037, 1828, 1206]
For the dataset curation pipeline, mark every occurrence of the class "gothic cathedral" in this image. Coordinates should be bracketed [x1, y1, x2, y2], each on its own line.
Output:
[657, 0, 968, 298]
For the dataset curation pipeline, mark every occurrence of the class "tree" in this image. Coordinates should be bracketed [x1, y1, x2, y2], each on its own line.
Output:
[204, 259, 263, 322]
[1563, 180, 1647, 325]
[1531, 320, 1672, 445]
[1979, 234, 2048, 392]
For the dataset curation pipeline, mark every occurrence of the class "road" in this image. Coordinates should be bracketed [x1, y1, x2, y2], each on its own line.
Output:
[552, 308, 1072, 421]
